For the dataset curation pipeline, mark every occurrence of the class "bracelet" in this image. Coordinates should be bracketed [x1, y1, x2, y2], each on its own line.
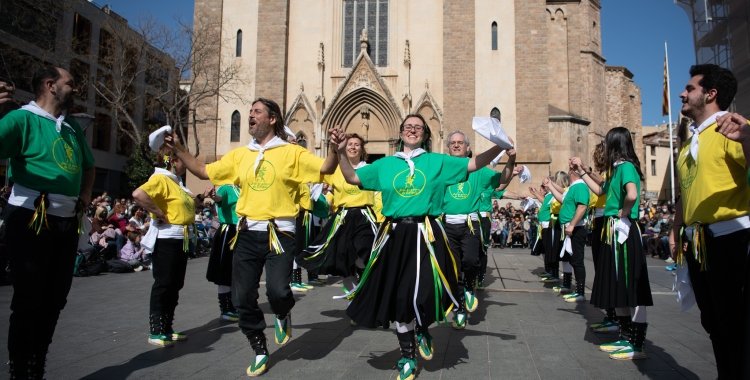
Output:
[578, 171, 587, 177]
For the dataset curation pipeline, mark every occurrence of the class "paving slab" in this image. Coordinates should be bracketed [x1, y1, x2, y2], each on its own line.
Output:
[0, 247, 716, 379]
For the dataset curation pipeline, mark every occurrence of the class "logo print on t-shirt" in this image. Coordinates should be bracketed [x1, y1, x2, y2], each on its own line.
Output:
[449, 181, 471, 200]
[392, 169, 426, 198]
[180, 189, 195, 213]
[679, 156, 697, 190]
[247, 161, 276, 191]
[52, 137, 80, 174]
[342, 179, 362, 195]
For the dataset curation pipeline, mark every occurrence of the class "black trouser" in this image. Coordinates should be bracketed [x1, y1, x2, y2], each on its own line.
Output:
[150, 239, 188, 315]
[444, 220, 481, 283]
[6, 205, 78, 359]
[685, 228, 749, 380]
[233, 229, 295, 337]
[478, 216, 490, 275]
[569, 226, 587, 286]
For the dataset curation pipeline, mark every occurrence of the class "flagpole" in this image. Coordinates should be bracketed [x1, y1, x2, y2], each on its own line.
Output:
[665, 41, 676, 204]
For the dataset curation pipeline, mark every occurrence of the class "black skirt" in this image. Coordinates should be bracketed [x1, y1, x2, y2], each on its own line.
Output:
[532, 226, 547, 255]
[590, 217, 654, 309]
[479, 215, 491, 254]
[206, 223, 236, 286]
[346, 217, 459, 329]
[544, 218, 563, 266]
[591, 216, 605, 269]
[295, 207, 377, 278]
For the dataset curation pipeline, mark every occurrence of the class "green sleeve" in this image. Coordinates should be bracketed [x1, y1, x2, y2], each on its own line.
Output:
[0, 112, 23, 159]
[573, 184, 590, 206]
[215, 185, 230, 207]
[485, 168, 502, 189]
[356, 158, 382, 191]
[619, 162, 640, 187]
[493, 189, 507, 199]
[441, 155, 469, 185]
[66, 117, 95, 169]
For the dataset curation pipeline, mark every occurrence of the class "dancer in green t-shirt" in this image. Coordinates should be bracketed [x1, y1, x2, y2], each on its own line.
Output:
[336, 114, 507, 380]
[205, 183, 240, 322]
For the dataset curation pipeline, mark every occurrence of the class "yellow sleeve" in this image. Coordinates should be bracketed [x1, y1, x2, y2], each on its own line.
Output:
[291, 146, 325, 185]
[206, 149, 239, 185]
[138, 175, 168, 202]
[373, 192, 385, 222]
[726, 138, 747, 169]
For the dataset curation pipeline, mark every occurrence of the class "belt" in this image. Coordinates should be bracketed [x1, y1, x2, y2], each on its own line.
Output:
[393, 216, 428, 224]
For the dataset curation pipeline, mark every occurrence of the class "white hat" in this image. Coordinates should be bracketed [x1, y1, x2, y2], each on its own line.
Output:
[148, 125, 173, 152]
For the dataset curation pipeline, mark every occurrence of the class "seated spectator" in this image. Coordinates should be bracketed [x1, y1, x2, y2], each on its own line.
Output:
[90, 224, 121, 260]
[90, 206, 109, 235]
[506, 216, 527, 247]
[119, 228, 151, 271]
[490, 218, 504, 248]
[128, 207, 150, 232]
[108, 204, 128, 252]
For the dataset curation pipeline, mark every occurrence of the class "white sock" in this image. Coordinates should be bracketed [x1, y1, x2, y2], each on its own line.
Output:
[395, 321, 414, 333]
[562, 262, 572, 272]
[630, 306, 647, 323]
[218, 285, 231, 294]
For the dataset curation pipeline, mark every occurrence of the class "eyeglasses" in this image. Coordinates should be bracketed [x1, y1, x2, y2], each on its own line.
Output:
[449, 141, 466, 146]
[402, 124, 424, 132]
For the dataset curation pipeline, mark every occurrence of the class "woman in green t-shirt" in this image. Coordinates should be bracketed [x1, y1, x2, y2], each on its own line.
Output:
[575, 127, 653, 360]
[529, 179, 554, 259]
[335, 114, 507, 380]
[205, 183, 240, 322]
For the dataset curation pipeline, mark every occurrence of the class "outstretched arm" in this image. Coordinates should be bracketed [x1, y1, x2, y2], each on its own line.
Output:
[336, 134, 362, 186]
[320, 127, 344, 174]
[543, 177, 564, 203]
[717, 112, 750, 168]
[498, 147, 517, 185]
[468, 137, 514, 173]
[570, 160, 603, 196]
[164, 132, 209, 180]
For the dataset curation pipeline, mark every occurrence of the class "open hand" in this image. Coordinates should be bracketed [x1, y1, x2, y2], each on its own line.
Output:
[163, 131, 185, 152]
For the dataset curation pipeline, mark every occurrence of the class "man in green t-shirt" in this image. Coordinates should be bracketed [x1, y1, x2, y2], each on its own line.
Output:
[0, 66, 95, 378]
[441, 130, 519, 329]
[544, 169, 590, 302]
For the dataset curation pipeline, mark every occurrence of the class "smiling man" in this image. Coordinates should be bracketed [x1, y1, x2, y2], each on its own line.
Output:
[669, 64, 749, 379]
[0, 66, 95, 378]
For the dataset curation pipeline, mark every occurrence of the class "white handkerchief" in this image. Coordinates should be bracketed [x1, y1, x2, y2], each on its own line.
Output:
[560, 235, 572, 258]
[520, 197, 539, 212]
[672, 264, 696, 312]
[284, 125, 296, 139]
[472, 117, 514, 149]
[490, 150, 506, 168]
[615, 217, 631, 245]
[149, 125, 173, 152]
[519, 166, 532, 183]
[310, 183, 324, 201]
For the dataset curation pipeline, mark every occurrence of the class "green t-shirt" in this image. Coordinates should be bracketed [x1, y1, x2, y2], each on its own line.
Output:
[537, 193, 554, 222]
[443, 166, 501, 215]
[356, 153, 469, 218]
[215, 184, 239, 224]
[479, 187, 506, 213]
[559, 181, 591, 224]
[603, 162, 641, 219]
[0, 110, 95, 197]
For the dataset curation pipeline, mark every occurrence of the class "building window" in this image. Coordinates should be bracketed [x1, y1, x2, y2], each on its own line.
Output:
[236, 30, 242, 57]
[651, 160, 656, 176]
[69, 59, 89, 102]
[0, 0, 58, 51]
[93, 113, 112, 151]
[116, 122, 134, 156]
[650, 146, 656, 156]
[491, 22, 498, 50]
[490, 107, 501, 121]
[297, 134, 307, 149]
[72, 13, 92, 55]
[343, 0, 388, 67]
[231, 111, 241, 142]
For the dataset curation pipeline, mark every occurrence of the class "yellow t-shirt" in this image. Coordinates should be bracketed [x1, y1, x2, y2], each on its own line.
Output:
[550, 187, 566, 214]
[138, 174, 196, 226]
[677, 124, 749, 225]
[206, 144, 325, 220]
[322, 166, 375, 210]
[295, 184, 313, 211]
[590, 173, 607, 208]
[372, 192, 386, 223]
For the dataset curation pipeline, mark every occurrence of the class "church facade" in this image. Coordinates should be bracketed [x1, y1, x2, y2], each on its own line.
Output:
[191, 0, 641, 192]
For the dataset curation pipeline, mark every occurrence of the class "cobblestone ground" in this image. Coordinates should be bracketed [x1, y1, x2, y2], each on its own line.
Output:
[0, 247, 715, 379]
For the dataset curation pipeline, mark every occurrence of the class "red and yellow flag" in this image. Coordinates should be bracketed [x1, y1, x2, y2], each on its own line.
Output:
[661, 56, 669, 116]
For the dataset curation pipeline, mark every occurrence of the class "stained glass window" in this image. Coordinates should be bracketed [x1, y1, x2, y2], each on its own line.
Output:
[342, 0, 388, 67]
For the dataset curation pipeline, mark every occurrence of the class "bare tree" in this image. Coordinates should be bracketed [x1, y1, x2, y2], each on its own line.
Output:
[91, 13, 248, 164]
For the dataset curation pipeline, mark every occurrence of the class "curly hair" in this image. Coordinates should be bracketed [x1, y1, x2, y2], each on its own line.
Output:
[592, 141, 606, 173]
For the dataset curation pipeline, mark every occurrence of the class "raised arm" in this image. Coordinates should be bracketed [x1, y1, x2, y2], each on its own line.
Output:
[716, 112, 750, 168]
[529, 187, 546, 203]
[468, 137, 514, 173]
[497, 147, 517, 185]
[570, 157, 605, 186]
[164, 132, 209, 180]
[320, 126, 343, 174]
[543, 177, 564, 203]
[571, 160, 603, 196]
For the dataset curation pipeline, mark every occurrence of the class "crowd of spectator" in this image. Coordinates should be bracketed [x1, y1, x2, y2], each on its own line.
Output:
[637, 200, 677, 263]
[489, 201, 538, 249]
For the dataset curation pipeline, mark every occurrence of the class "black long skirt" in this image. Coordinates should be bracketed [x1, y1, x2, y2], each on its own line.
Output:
[590, 217, 653, 309]
[296, 207, 377, 278]
[346, 217, 459, 329]
[294, 209, 320, 257]
[591, 216, 605, 269]
[544, 219, 563, 266]
[479, 215, 491, 253]
[532, 227, 548, 255]
[206, 224, 236, 286]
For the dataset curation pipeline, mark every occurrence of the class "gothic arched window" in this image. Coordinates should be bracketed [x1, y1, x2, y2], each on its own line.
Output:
[491, 22, 498, 50]
[296, 134, 308, 149]
[236, 30, 242, 57]
[343, 0, 388, 67]
[231, 111, 241, 142]
[490, 107, 501, 122]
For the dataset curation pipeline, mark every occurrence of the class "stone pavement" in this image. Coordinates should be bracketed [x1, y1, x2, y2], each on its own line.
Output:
[0, 247, 716, 379]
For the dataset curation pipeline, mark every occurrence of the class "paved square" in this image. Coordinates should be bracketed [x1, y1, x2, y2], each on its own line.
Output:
[0, 247, 715, 379]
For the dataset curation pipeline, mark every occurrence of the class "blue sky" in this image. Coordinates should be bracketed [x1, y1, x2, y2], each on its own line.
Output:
[105, 0, 694, 126]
